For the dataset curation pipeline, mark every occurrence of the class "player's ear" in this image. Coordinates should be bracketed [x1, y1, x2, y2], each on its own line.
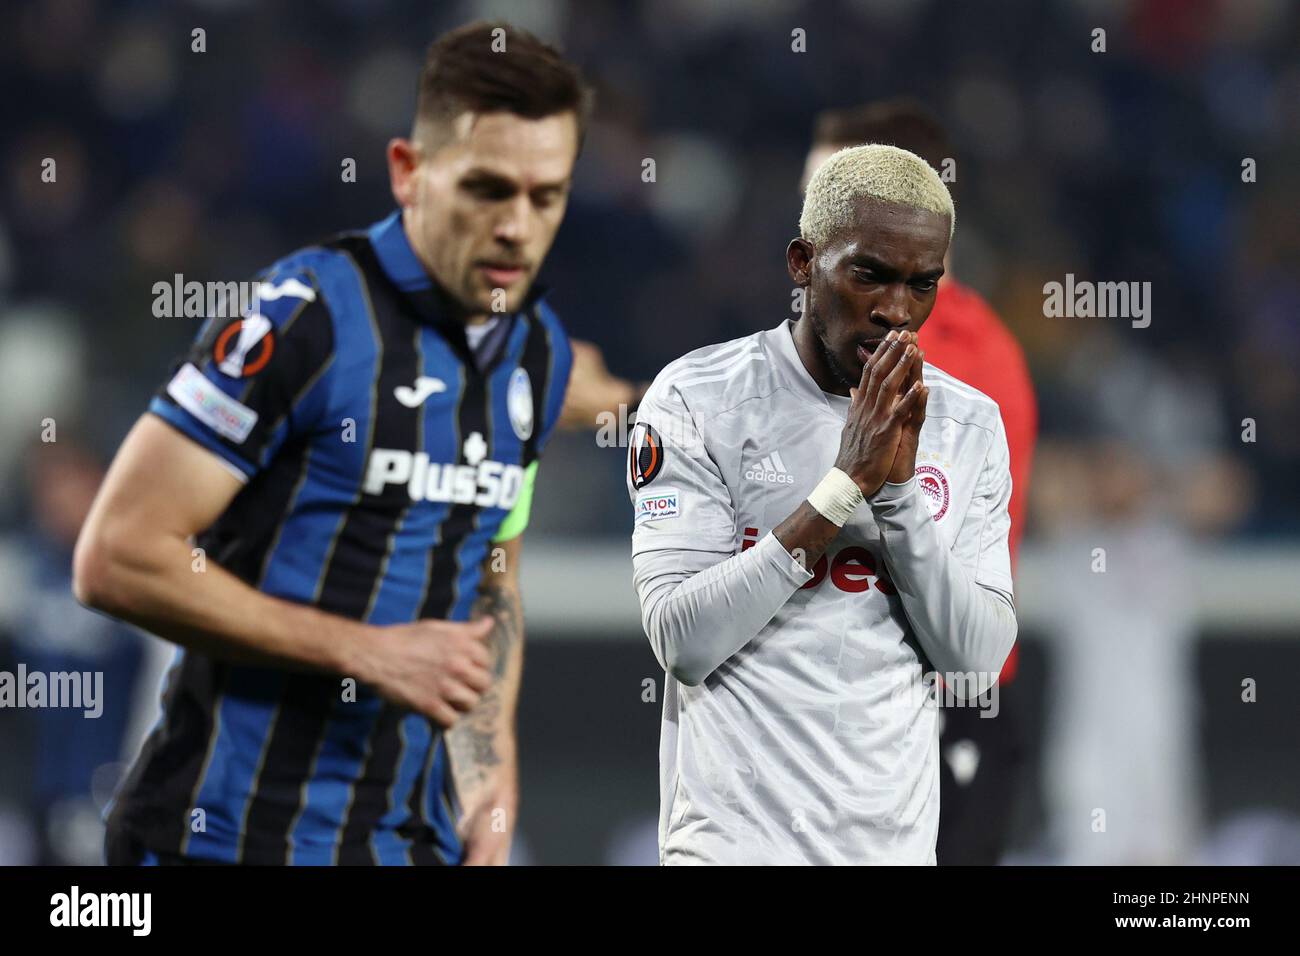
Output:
[786, 238, 814, 286]
[387, 137, 421, 207]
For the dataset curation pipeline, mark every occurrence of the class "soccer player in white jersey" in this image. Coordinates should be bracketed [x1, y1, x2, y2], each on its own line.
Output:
[627, 144, 1017, 865]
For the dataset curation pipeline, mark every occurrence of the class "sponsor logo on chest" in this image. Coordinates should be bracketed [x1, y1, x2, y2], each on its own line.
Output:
[364, 431, 523, 508]
[740, 527, 896, 594]
[744, 450, 795, 484]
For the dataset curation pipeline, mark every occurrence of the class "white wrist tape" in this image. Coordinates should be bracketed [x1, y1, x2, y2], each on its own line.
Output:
[806, 467, 864, 527]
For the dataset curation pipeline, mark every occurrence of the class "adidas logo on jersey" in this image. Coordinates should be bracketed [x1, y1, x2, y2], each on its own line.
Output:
[744, 451, 795, 484]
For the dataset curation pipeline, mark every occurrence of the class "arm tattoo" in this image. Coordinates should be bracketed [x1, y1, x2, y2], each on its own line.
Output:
[446, 578, 522, 797]
[476, 580, 522, 679]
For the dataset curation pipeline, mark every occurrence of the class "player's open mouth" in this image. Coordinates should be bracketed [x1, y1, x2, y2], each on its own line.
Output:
[857, 339, 884, 363]
[478, 263, 527, 286]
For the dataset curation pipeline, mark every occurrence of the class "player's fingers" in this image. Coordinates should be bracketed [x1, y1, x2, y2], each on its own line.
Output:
[913, 384, 929, 424]
[852, 345, 873, 408]
[465, 616, 495, 640]
[864, 331, 902, 405]
[876, 343, 917, 411]
[863, 330, 894, 405]
[888, 380, 924, 424]
[459, 637, 492, 670]
[456, 659, 493, 693]
[907, 346, 924, 390]
[426, 699, 460, 728]
[442, 679, 482, 713]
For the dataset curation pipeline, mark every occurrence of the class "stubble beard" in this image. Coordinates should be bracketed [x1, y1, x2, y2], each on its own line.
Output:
[808, 304, 860, 390]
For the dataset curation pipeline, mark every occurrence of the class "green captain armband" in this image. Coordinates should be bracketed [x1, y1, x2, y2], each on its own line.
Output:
[493, 460, 539, 542]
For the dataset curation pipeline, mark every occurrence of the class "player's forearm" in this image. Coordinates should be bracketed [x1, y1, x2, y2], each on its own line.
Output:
[773, 500, 845, 569]
[73, 522, 364, 676]
[635, 531, 813, 686]
[869, 477, 1017, 691]
[446, 576, 523, 812]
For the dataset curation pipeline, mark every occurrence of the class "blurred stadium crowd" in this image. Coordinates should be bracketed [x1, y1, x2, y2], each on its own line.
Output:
[0, 0, 1297, 864]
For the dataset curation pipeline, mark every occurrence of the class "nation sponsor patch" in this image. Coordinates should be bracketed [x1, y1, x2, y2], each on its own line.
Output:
[167, 362, 259, 442]
[629, 420, 665, 489]
[635, 487, 681, 523]
[916, 463, 950, 521]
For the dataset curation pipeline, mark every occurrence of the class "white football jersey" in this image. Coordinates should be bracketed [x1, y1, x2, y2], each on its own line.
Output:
[629, 319, 1014, 865]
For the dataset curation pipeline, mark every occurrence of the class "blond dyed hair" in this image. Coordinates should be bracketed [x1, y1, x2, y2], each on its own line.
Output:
[799, 143, 954, 246]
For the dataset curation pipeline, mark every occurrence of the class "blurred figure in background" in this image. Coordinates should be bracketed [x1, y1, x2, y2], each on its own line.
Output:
[4, 438, 147, 864]
[1030, 323, 1254, 864]
[803, 99, 1037, 864]
[560, 338, 649, 431]
[1034, 440, 1202, 864]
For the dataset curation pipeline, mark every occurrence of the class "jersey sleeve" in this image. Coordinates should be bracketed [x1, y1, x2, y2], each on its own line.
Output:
[628, 375, 812, 685]
[628, 379, 737, 556]
[867, 413, 1017, 688]
[149, 267, 336, 480]
[952, 415, 1015, 599]
[530, 300, 574, 461]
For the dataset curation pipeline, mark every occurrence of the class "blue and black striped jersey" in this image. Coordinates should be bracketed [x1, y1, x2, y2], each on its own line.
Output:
[108, 211, 572, 865]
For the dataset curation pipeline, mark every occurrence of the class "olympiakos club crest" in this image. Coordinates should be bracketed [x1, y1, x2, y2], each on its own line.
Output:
[507, 367, 534, 441]
[915, 464, 950, 521]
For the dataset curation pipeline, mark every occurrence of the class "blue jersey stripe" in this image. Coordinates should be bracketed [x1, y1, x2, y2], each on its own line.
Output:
[189, 248, 377, 861]
[426, 737, 462, 864]
[282, 249, 387, 856]
[373, 716, 434, 864]
[185, 665, 286, 861]
[368, 325, 466, 844]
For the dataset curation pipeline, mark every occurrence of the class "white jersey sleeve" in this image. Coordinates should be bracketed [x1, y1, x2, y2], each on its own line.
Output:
[629, 377, 811, 685]
[957, 412, 1015, 595]
[868, 412, 1016, 694]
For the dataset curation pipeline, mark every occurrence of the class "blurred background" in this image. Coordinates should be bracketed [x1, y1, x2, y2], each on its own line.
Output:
[1, 0, 1298, 864]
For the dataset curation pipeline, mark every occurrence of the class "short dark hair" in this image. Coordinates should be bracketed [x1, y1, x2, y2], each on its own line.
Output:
[415, 21, 594, 147]
[812, 98, 953, 176]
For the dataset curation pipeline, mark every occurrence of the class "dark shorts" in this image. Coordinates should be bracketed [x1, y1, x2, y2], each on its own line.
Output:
[936, 679, 1028, 865]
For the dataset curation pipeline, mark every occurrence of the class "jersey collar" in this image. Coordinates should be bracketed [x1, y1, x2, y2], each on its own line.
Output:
[769, 318, 841, 412]
[366, 210, 550, 371]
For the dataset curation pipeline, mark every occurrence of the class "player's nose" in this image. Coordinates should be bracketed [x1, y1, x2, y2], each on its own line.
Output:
[869, 285, 911, 330]
[493, 194, 532, 245]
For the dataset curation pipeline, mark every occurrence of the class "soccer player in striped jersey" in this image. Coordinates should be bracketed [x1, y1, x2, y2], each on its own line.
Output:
[75, 22, 587, 865]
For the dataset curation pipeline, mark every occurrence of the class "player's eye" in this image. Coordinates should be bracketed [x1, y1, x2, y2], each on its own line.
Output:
[852, 269, 880, 284]
[911, 279, 937, 293]
[463, 179, 516, 201]
[531, 188, 563, 209]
